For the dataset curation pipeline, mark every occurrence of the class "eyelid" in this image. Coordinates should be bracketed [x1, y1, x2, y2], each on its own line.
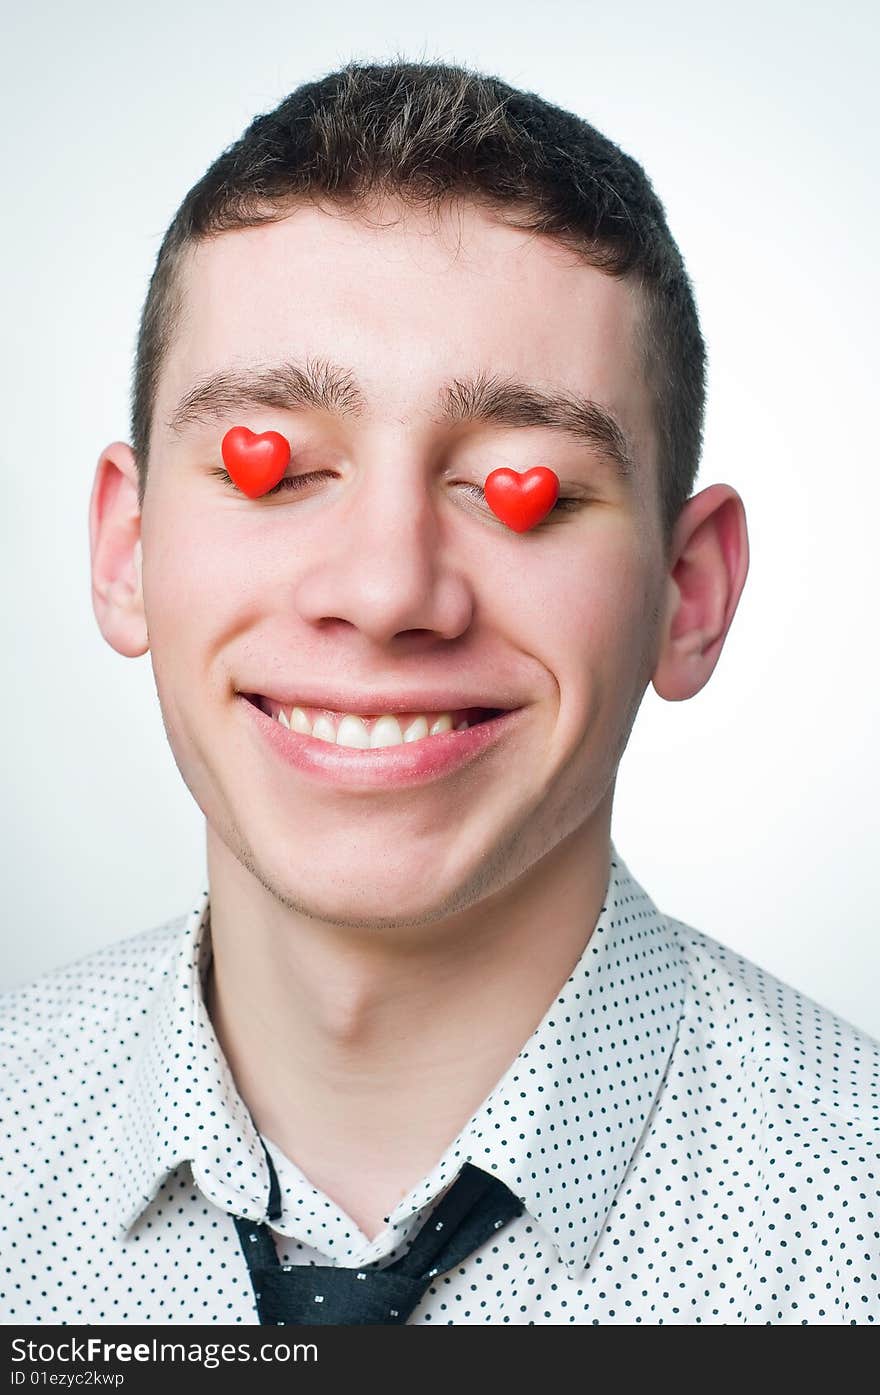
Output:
[209, 465, 327, 495]
[458, 480, 582, 513]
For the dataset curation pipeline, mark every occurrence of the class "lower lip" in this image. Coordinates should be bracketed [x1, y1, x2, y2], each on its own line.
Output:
[237, 695, 524, 789]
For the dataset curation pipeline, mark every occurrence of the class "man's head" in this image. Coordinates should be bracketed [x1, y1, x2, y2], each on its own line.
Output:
[90, 59, 747, 933]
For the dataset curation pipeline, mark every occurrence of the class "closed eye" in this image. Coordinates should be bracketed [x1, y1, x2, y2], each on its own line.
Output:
[209, 466, 335, 496]
[457, 481, 584, 514]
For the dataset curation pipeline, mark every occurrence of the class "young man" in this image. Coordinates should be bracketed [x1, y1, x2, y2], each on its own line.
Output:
[2, 60, 877, 1327]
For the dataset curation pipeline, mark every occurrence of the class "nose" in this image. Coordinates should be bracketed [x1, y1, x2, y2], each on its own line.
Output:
[291, 456, 475, 649]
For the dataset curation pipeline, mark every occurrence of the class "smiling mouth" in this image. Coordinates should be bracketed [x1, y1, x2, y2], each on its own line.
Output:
[242, 696, 505, 750]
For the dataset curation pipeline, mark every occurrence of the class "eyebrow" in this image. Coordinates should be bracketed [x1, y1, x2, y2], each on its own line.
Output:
[165, 357, 635, 482]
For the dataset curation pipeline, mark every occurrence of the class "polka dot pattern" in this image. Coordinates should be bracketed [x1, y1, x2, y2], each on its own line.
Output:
[2, 843, 878, 1324]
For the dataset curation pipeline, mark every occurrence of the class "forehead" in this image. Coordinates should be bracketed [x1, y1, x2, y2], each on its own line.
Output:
[156, 199, 655, 481]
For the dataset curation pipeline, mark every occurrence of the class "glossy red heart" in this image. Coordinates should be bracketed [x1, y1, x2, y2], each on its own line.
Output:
[484, 466, 559, 532]
[221, 426, 291, 498]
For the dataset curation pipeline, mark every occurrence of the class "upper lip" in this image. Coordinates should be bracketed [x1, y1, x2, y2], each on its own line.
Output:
[239, 687, 517, 714]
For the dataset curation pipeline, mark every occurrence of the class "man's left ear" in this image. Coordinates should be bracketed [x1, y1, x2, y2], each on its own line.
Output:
[652, 484, 750, 701]
[89, 440, 149, 658]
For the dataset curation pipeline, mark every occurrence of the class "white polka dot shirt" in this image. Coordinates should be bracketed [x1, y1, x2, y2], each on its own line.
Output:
[2, 843, 878, 1324]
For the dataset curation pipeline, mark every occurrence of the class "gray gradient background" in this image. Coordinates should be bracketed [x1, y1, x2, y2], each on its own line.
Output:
[2, 1, 878, 1039]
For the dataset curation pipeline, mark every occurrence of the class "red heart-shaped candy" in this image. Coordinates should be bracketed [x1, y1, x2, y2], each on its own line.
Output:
[221, 426, 291, 498]
[484, 466, 560, 532]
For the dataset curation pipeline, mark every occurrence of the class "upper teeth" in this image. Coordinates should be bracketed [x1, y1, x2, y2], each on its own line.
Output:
[274, 705, 469, 748]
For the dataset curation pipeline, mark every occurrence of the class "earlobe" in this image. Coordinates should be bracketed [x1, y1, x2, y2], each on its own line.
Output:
[651, 484, 750, 702]
[89, 441, 150, 658]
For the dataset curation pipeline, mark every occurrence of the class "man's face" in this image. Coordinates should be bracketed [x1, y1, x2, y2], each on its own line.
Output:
[141, 197, 665, 928]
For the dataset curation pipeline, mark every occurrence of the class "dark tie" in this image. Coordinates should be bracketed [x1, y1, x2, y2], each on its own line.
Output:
[233, 1146, 524, 1325]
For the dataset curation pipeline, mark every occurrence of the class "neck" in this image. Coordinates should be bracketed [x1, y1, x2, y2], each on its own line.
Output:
[204, 811, 612, 1239]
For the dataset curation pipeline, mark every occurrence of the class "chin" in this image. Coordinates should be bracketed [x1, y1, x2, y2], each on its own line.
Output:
[275, 887, 452, 931]
[221, 804, 508, 930]
[261, 854, 489, 931]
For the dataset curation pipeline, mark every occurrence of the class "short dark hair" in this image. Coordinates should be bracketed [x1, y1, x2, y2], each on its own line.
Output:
[131, 58, 706, 555]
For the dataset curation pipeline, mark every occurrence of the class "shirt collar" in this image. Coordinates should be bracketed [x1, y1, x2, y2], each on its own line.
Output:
[111, 888, 269, 1234]
[111, 842, 686, 1274]
[378, 840, 687, 1272]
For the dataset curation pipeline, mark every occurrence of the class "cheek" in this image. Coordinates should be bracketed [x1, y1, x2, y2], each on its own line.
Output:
[141, 509, 262, 700]
[526, 532, 650, 681]
[145, 497, 275, 630]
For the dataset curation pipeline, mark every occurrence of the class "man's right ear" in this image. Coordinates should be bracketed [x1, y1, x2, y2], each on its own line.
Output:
[89, 441, 149, 657]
